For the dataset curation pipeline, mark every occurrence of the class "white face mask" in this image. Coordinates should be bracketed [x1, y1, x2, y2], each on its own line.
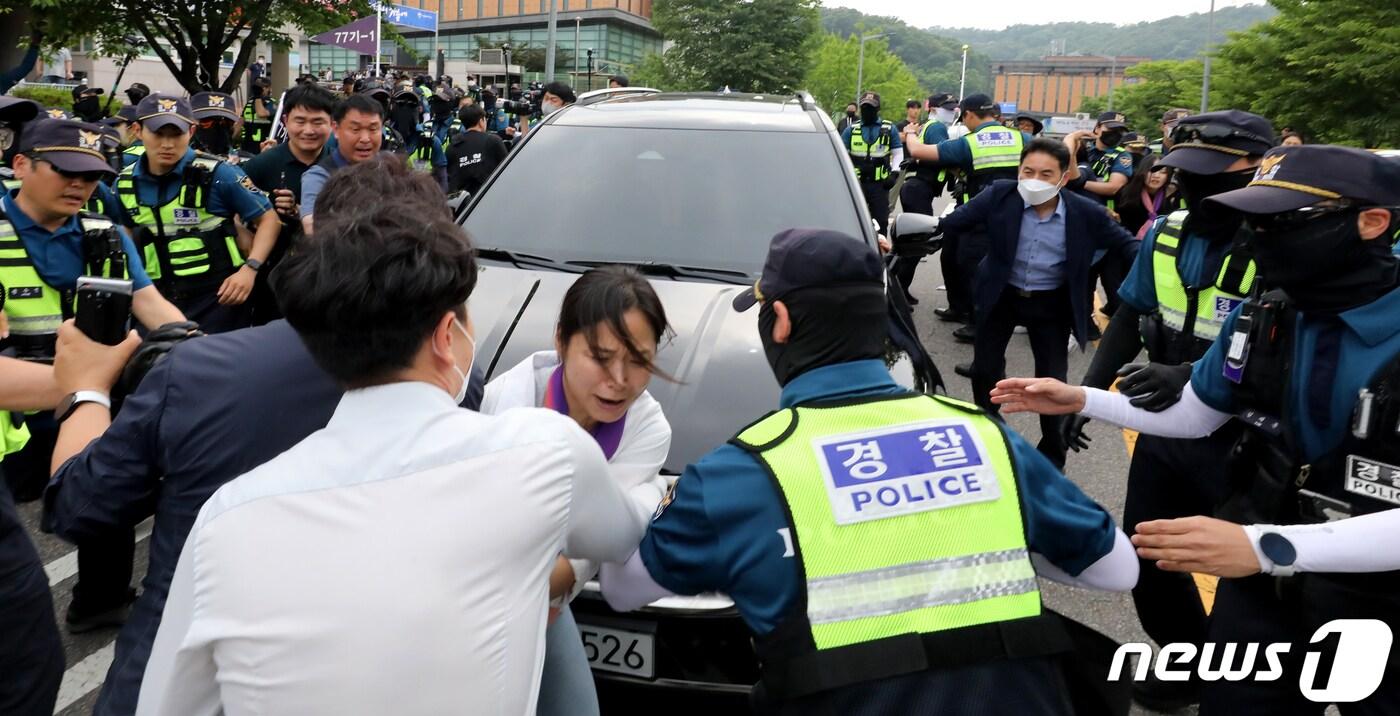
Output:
[934, 108, 956, 124]
[540, 100, 561, 116]
[1018, 177, 1064, 206]
[449, 317, 475, 405]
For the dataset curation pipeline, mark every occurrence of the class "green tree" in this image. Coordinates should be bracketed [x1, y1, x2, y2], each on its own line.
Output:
[2, 0, 372, 94]
[820, 7, 990, 96]
[1076, 59, 1204, 141]
[804, 34, 922, 123]
[647, 0, 820, 93]
[1213, 0, 1400, 147]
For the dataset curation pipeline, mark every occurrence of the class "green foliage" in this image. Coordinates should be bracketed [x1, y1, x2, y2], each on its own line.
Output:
[647, 0, 820, 93]
[631, 53, 684, 92]
[9, 85, 122, 113]
[820, 7, 990, 96]
[933, 4, 1276, 61]
[804, 34, 921, 123]
[1213, 0, 1400, 147]
[1076, 59, 1204, 141]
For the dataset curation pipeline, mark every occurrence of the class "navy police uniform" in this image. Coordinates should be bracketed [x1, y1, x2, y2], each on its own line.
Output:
[1188, 145, 1400, 713]
[840, 92, 903, 237]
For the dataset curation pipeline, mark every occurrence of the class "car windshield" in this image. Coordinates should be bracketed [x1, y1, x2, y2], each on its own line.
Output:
[463, 125, 866, 276]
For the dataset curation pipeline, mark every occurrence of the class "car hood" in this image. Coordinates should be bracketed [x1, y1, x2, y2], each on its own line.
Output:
[469, 264, 780, 471]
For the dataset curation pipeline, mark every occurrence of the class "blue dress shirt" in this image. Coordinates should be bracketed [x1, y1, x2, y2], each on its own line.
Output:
[1009, 197, 1068, 292]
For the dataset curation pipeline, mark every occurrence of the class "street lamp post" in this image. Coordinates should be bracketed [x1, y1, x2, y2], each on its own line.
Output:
[1201, 0, 1215, 112]
[855, 32, 886, 103]
[958, 44, 969, 100]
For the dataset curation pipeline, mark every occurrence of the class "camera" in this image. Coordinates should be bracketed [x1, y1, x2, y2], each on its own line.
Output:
[500, 82, 544, 116]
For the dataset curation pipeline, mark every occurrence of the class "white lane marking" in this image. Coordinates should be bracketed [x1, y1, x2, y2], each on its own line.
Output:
[53, 642, 114, 714]
[45, 518, 154, 587]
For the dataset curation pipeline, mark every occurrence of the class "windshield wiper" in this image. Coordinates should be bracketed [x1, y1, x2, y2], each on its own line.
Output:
[567, 260, 752, 285]
[475, 248, 587, 274]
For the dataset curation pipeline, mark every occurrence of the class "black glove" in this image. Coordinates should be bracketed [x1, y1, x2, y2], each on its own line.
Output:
[1116, 362, 1192, 412]
[1061, 414, 1092, 453]
[114, 322, 206, 408]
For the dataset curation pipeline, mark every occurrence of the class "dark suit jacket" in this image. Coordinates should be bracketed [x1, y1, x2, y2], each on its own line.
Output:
[939, 179, 1139, 345]
[42, 320, 485, 716]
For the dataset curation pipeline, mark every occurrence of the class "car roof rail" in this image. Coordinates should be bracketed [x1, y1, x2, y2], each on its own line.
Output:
[576, 86, 662, 106]
[793, 91, 816, 111]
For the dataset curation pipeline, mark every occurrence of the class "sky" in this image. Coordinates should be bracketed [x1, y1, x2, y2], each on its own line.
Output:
[821, 0, 1265, 31]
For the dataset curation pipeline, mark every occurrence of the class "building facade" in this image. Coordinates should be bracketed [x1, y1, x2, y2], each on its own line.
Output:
[991, 55, 1149, 115]
[308, 0, 661, 89]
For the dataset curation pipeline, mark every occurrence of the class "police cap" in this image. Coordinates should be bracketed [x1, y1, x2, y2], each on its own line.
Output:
[71, 84, 104, 101]
[0, 96, 41, 126]
[1159, 109, 1274, 174]
[1160, 107, 1191, 129]
[859, 91, 881, 109]
[928, 93, 957, 110]
[41, 107, 72, 121]
[1207, 145, 1400, 214]
[116, 105, 139, 123]
[1096, 111, 1126, 129]
[135, 93, 195, 133]
[191, 91, 239, 121]
[18, 118, 118, 176]
[959, 94, 996, 116]
[732, 228, 884, 312]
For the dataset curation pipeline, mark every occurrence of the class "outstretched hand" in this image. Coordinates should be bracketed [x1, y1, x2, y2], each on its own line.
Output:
[1132, 516, 1262, 578]
[989, 377, 1086, 415]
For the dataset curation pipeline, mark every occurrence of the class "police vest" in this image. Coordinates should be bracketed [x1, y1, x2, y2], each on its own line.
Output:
[0, 210, 129, 359]
[910, 120, 948, 187]
[1220, 292, 1400, 566]
[1147, 210, 1257, 364]
[242, 98, 274, 143]
[1090, 147, 1127, 211]
[848, 121, 894, 183]
[963, 125, 1024, 199]
[115, 155, 242, 286]
[733, 392, 1070, 700]
[0, 412, 30, 461]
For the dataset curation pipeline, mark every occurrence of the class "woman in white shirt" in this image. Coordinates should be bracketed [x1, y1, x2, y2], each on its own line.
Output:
[480, 266, 673, 716]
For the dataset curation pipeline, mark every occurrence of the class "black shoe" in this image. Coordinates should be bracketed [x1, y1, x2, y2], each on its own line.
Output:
[905, 294, 919, 306]
[67, 589, 137, 634]
[954, 362, 973, 378]
[1087, 323, 1103, 341]
[934, 307, 970, 323]
[1131, 673, 1201, 712]
[952, 325, 976, 344]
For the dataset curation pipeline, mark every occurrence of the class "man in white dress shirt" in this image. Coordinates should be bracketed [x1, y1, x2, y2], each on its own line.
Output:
[135, 161, 647, 716]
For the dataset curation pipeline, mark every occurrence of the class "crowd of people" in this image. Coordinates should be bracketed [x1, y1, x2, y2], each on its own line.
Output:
[0, 61, 1398, 716]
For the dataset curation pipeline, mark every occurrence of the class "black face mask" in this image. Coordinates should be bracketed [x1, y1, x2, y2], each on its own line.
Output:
[194, 124, 233, 156]
[74, 96, 102, 121]
[846, 110, 857, 120]
[860, 105, 879, 125]
[1178, 169, 1254, 240]
[1250, 210, 1400, 313]
[757, 287, 887, 386]
[390, 103, 420, 135]
[1099, 129, 1124, 148]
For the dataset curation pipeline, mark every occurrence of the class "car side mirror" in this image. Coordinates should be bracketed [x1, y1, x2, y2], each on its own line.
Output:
[890, 212, 942, 257]
[447, 190, 471, 221]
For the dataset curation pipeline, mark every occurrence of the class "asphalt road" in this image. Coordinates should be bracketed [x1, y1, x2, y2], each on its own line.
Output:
[16, 194, 1199, 715]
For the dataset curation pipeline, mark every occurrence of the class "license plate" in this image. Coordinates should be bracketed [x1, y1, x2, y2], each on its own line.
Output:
[578, 623, 655, 679]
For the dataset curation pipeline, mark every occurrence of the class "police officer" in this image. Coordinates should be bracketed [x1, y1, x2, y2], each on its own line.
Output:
[1, 96, 40, 172]
[601, 228, 1138, 715]
[191, 91, 241, 161]
[894, 93, 956, 307]
[1066, 111, 1133, 210]
[116, 94, 277, 333]
[841, 91, 903, 237]
[408, 88, 453, 190]
[71, 84, 106, 123]
[1060, 109, 1273, 711]
[993, 144, 1400, 714]
[1, 118, 185, 632]
[240, 77, 275, 155]
[1152, 107, 1191, 156]
[905, 94, 1031, 344]
[446, 104, 506, 196]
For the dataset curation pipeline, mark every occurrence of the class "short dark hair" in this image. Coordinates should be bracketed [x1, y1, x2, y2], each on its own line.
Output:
[1021, 137, 1071, 171]
[315, 155, 448, 219]
[459, 104, 486, 128]
[905, 99, 920, 109]
[610, 74, 629, 87]
[334, 93, 385, 122]
[542, 81, 576, 105]
[275, 160, 476, 388]
[282, 83, 338, 117]
[557, 265, 673, 378]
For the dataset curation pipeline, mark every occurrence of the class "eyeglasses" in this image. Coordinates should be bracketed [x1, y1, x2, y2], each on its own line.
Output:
[1171, 123, 1274, 150]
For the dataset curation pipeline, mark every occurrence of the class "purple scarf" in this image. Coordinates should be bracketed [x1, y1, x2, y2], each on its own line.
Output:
[544, 366, 626, 460]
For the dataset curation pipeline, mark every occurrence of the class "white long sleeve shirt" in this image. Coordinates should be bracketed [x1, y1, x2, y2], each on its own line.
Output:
[481, 351, 671, 598]
[136, 381, 645, 716]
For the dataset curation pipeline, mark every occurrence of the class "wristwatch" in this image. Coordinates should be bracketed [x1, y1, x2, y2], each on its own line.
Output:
[55, 390, 111, 424]
[1259, 531, 1298, 577]
[244, 258, 264, 272]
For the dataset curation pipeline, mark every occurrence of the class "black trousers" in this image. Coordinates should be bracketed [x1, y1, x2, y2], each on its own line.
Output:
[164, 285, 254, 335]
[1092, 252, 1130, 319]
[1202, 572, 1400, 715]
[957, 230, 990, 316]
[895, 177, 939, 298]
[0, 475, 64, 716]
[971, 286, 1070, 468]
[1123, 428, 1236, 649]
[860, 179, 891, 236]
